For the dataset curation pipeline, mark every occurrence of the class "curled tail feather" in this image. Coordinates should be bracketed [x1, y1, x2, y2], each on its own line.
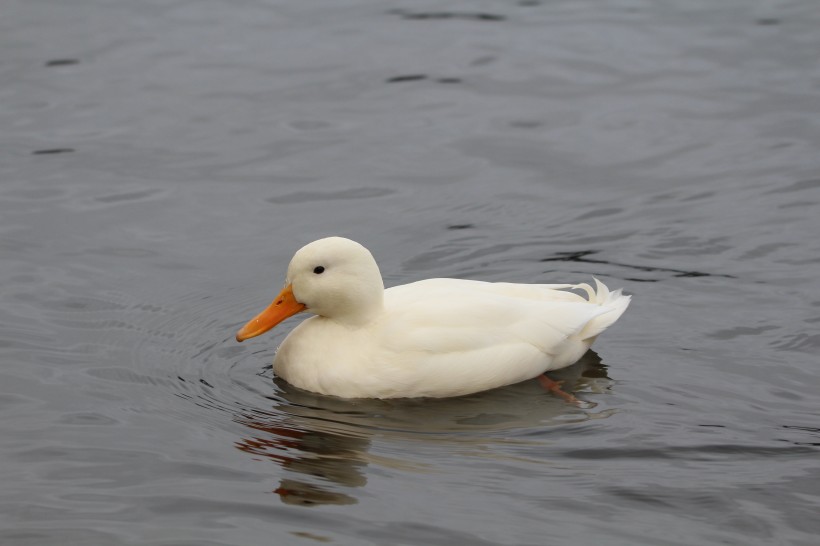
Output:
[575, 278, 631, 341]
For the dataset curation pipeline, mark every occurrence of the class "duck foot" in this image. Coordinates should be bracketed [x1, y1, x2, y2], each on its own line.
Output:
[537, 374, 582, 405]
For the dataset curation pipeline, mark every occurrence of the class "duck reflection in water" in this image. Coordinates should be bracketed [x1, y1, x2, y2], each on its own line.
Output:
[234, 418, 366, 506]
[233, 351, 612, 507]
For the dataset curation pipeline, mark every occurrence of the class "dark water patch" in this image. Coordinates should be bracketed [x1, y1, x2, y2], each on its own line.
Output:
[756, 18, 781, 25]
[606, 487, 684, 509]
[57, 412, 120, 426]
[386, 74, 427, 83]
[782, 255, 820, 265]
[541, 250, 735, 280]
[94, 188, 163, 204]
[573, 207, 623, 221]
[386, 74, 461, 84]
[509, 120, 544, 129]
[778, 200, 818, 209]
[291, 530, 333, 542]
[470, 55, 496, 66]
[447, 224, 474, 230]
[770, 332, 820, 353]
[267, 187, 395, 204]
[32, 148, 75, 155]
[604, 485, 767, 537]
[141, 494, 294, 520]
[361, 522, 507, 546]
[781, 425, 820, 447]
[707, 325, 780, 340]
[0, 529, 121, 546]
[286, 120, 334, 131]
[44, 59, 79, 67]
[456, 412, 521, 426]
[766, 178, 820, 194]
[738, 242, 793, 260]
[681, 191, 715, 202]
[389, 10, 506, 22]
[770, 141, 795, 149]
[781, 439, 820, 447]
[561, 445, 816, 461]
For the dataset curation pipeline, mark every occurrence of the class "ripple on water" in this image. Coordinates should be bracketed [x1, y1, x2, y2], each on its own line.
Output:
[266, 187, 397, 204]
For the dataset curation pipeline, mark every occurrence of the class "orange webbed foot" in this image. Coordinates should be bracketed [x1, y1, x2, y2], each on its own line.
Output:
[537, 374, 587, 407]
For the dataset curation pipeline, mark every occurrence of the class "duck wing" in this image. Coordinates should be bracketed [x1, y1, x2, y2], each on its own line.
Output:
[373, 279, 628, 396]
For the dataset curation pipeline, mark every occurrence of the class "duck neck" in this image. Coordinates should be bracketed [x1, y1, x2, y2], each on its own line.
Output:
[334, 292, 383, 328]
[333, 259, 385, 327]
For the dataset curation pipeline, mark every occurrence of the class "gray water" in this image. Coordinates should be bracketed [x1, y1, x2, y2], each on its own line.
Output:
[2, 0, 819, 544]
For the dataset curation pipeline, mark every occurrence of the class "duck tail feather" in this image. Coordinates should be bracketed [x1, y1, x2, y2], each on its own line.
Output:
[578, 278, 631, 340]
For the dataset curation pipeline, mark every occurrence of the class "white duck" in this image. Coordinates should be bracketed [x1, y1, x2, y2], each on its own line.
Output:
[236, 237, 630, 399]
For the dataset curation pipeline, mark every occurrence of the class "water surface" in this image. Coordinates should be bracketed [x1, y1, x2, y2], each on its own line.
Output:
[1, 0, 819, 544]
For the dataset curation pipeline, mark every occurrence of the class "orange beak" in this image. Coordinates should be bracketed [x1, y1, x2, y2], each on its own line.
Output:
[236, 284, 306, 342]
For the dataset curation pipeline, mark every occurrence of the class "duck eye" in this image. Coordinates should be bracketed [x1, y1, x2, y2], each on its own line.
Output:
[313, 266, 325, 274]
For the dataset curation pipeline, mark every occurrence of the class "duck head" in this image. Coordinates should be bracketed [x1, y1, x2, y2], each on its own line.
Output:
[236, 237, 385, 341]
